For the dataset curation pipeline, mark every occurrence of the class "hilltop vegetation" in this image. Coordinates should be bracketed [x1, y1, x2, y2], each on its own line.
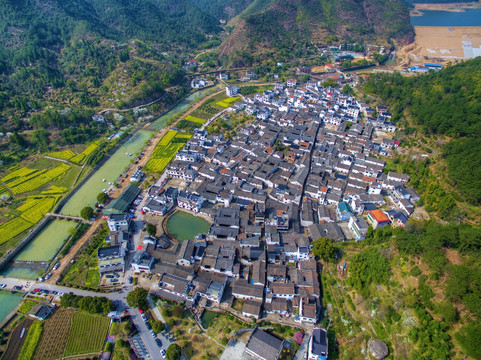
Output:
[189, 0, 254, 20]
[324, 221, 481, 359]
[362, 58, 481, 216]
[218, 0, 414, 63]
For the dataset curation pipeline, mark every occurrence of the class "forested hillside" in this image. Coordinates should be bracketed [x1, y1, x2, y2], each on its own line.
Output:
[0, 0, 224, 162]
[322, 221, 481, 359]
[189, 0, 253, 20]
[362, 58, 481, 213]
[218, 0, 414, 63]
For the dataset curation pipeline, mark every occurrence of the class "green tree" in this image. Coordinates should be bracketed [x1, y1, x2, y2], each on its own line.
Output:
[166, 343, 181, 360]
[151, 320, 165, 333]
[80, 206, 94, 220]
[312, 237, 335, 261]
[126, 287, 149, 310]
[455, 323, 481, 359]
[146, 223, 156, 237]
[97, 192, 108, 204]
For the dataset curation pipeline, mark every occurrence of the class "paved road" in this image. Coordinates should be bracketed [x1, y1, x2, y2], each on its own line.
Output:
[294, 330, 312, 360]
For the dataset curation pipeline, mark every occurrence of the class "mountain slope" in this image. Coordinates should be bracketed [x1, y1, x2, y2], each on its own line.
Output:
[218, 0, 414, 60]
[188, 0, 254, 21]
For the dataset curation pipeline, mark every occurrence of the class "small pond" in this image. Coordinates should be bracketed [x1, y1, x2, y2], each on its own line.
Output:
[165, 211, 211, 242]
[200, 310, 218, 329]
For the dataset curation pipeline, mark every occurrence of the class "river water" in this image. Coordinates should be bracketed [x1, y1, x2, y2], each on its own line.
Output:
[411, 8, 481, 27]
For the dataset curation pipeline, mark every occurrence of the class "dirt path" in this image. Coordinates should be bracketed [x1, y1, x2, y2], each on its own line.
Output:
[2, 318, 33, 360]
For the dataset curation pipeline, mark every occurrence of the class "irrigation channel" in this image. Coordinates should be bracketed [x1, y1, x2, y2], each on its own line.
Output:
[0, 86, 217, 305]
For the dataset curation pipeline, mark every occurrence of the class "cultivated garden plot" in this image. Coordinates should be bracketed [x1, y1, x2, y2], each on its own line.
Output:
[33, 308, 75, 360]
[64, 311, 110, 357]
[48, 141, 100, 165]
[145, 130, 192, 173]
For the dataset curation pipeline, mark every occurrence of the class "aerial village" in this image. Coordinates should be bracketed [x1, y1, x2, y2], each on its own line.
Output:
[92, 76, 417, 360]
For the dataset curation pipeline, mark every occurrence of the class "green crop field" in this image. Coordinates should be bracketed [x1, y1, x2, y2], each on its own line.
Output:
[10, 164, 70, 195]
[0, 217, 34, 244]
[216, 97, 240, 108]
[33, 308, 75, 360]
[70, 142, 100, 164]
[18, 300, 36, 315]
[158, 130, 177, 145]
[4, 170, 46, 188]
[145, 131, 192, 173]
[1, 167, 37, 183]
[20, 196, 57, 223]
[18, 321, 43, 360]
[64, 312, 110, 357]
[42, 186, 67, 194]
[47, 150, 76, 160]
[184, 115, 206, 125]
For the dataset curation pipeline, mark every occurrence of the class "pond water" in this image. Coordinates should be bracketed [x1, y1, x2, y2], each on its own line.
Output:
[15, 219, 73, 261]
[411, 8, 481, 27]
[166, 211, 211, 241]
[200, 310, 218, 329]
[0, 290, 23, 323]
[148, 87, 218, 131]
[60, 130, 152, 216]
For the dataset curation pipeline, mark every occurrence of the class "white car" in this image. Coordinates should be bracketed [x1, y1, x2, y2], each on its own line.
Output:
[0, 284, 6, 289]
[160, 349, 166, 358]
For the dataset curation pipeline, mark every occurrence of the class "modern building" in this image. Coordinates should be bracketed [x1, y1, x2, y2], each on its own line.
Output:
[367, 209, 390, 229]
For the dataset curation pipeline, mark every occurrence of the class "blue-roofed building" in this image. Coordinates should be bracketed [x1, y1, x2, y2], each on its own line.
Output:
[336, 201, 354, 221]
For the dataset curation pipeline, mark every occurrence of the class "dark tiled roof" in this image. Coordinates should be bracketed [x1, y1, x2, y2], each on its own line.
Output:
[246, 328, 284, 360]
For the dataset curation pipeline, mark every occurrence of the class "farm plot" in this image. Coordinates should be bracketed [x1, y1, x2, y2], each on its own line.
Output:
[184, 115, 206, 125]
[0, 217, 34, 244]
[47, 150, 76, 160]
[18, 320, 43, 360]
[33, 308, 75, 360]
[42, 185, 67, 194]
[145, 131, 191, 173]
[216, 97, 240, 108]
[5, 169, 46, 188]
[10, 164, 70, 195]
[19, 196, 57, 223]
[64, 311, 110, 357]
[18, 300, 36, 315]
[70, 142, 100, 164]
[1, 167, 37, 183]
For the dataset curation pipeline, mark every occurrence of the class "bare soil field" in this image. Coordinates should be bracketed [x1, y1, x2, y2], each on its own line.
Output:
[3, 318, 33, 360]
[396, 26, 481, 68]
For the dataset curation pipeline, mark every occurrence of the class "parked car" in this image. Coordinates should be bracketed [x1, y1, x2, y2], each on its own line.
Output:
[109, 278, 118, 283]
[45, 273, 52, 280]
[160, 349, 166, 358]
[105, 275, 114, 279]
[114, 273, 120, 278]
[145, 322, 152, 330]
[13, 286, 22, 290]
[150, 330, 156, 338]
[141, 314, 147, 321]
[52, 262, 60, 271]
[128, 277, 133, 284]
[0, 284, 6, 289]
[155, 339, 162, 347]
[33, 288, 41, 292]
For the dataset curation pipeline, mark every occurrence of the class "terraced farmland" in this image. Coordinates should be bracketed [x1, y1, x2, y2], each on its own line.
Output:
[47, 150, 76, 160]
[19, 197, 57, 223]
[33, 308, 74, 360]
[70, 142, 99, 164]
[0, 218, 34, 244]
[64, 312, 110, 357]
[10, 164, 70, 195]
[1, 167, 37, 182]
[216, 96, 240, 108]
[145, 130, 192, 173]
[184, 115, 206, 125]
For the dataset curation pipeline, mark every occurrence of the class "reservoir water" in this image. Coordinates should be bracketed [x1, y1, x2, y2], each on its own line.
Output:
[166, 211, 211, 241]
[60, 130, 152, 216]
[411, 8, 481, 27]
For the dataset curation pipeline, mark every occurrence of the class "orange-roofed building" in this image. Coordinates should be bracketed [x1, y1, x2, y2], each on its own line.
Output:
[367, 209, 390, 229]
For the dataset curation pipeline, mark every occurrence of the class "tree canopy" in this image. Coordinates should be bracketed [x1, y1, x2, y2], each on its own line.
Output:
[312, 237, 336, 261]
[166, 343, 181, 360]
[126, 287, 149, 310]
